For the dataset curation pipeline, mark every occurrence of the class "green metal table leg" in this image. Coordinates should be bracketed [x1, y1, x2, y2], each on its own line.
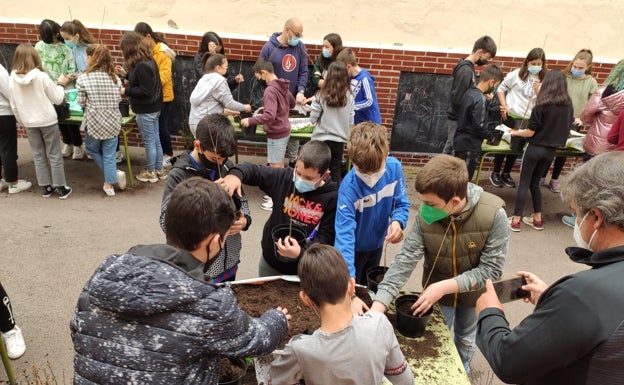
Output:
[0, 338, 17, 385]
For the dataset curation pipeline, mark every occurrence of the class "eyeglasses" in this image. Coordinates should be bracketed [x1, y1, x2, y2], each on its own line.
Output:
[289, 28, 303, 39]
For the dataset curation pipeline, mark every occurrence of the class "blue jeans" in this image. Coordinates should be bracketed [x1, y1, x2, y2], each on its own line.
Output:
[440, 305, 478, 373]
[85, 134, 118, 184]
[136, 111, 162, 172]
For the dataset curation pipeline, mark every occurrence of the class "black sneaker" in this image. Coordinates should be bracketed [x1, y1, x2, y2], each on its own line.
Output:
[57, 186, 72, 200]
[501, 173, 516, 188]
[489, 172, 503, 187]
[42, 185, 54, 198]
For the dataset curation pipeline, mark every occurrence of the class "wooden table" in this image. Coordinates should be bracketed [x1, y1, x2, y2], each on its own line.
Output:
[61, 114, 137, 185]
[475, 140, 585, 185]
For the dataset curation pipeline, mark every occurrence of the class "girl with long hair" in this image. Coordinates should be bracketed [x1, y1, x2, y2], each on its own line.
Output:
[309, 33, 344, 93]
[118, 31, 164, 183]
[134, 22, 176, 165]
[8, 43, 72, 199]
[507, 70, 573, 231]
[194, 31, 244, 91]
[76, 44, 125, 196]
[491, 47, 547, 189]
[310, 61, 354, 185]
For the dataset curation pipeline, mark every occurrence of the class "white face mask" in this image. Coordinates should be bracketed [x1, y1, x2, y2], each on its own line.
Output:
[573, 212, 597, 251]
[355, 167, 386, 188]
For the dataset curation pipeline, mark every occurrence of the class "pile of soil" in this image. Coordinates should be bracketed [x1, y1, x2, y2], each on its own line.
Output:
[219, 358, 246, 383]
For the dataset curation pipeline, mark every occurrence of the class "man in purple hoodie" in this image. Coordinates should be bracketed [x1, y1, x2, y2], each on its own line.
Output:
[241, 59, 296, 169]
[258, 18, 309, 208]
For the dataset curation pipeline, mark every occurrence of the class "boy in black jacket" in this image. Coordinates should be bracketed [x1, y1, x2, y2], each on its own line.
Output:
[218, 140, 337, 276]
[443, 36, 497, 155]
[454, 65, 504, 181]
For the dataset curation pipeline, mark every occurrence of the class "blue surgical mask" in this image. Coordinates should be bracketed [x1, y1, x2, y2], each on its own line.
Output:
[322, 48, 331, 59]
[288, 37, 300, 47]
[293, 173, 319, 193]
[64, 40, 77, 49]
[527, 66, 542, 75]
[570, 68, 585, 78]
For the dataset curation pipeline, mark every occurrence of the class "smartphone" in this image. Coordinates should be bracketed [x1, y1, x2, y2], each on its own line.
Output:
[492, 277, 530, 303]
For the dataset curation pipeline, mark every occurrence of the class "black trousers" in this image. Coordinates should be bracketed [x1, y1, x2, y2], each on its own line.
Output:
[0, 281, 16, 333]
[0, 115, 18, 182]
[59, 123, 83, 146]
[513, 144, 555, 216]
[324, 140, 345, 186]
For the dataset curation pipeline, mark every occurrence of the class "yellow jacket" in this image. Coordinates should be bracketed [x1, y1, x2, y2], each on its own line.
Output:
[152, 42, 175, 102]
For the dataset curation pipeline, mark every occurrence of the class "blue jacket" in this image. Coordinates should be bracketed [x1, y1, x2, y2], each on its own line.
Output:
[259, 32, 308, 96]
[351, 68, 381, 124]
[335, 157, 411, 277]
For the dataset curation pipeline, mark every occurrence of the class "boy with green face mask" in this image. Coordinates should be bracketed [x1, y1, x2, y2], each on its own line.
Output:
[368, 154, 509, 373]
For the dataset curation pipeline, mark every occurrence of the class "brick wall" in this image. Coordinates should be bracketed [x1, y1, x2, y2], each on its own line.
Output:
[1, 22, 613, 170]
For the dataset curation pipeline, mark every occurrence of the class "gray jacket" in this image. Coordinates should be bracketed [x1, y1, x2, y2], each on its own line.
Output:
[310, 93, 354, 143]
[71, 247, 288, 385]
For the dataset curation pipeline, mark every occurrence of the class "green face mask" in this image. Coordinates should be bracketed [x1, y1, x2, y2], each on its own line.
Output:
[420, 203, 449, 225]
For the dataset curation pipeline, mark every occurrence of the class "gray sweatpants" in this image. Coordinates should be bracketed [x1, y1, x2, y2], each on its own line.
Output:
[26, 124, 67, 187]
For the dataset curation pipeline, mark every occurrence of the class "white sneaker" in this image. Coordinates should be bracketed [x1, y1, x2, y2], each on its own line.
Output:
[103, 184, 115, 196]
[136, 169, 158, 183]
[260, 198, 273, 211]
[263, 195, 271, 202]
[116, 170, 127, 191]
[0, 178, 9, 191]
[116, 150, 124, 164]
[2, 326, 26, 359]
[72, 145, 85, 160]
[62, 144, 73, 158]
[163, 154, 172, 168]
[8, 180, 32, 194]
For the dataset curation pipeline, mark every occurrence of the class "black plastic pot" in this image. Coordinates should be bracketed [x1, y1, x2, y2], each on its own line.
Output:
[366, 266, 389, 293]
[395, 294, 433, 338]
[119, 100, 130, 117]
[234, 112, 257, 138]
[271, 223, 307, 257]
[218, 357, 248, 385]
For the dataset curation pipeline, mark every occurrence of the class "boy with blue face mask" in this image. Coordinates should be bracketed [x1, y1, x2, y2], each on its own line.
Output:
[217, 140, 337, 277]
[367, 154, 509, 373]
[334, 122, 411, 288]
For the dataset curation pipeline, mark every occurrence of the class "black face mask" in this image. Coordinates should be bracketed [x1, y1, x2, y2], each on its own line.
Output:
[198, 152, 222, 180]
[203, 237, 224, 273]
[475, 57, 488, 66]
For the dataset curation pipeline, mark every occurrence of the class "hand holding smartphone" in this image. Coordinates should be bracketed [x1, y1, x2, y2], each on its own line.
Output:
[492, 277, 530, 303]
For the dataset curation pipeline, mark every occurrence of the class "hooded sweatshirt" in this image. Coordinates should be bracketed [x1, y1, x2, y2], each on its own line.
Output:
[447, 59, 476, 121]
[248, 78, 296, 139]
[581, 86, 624, 155]
[189, 72, 247, 127]
[259, 32, 308, 96]
[8, 68, 64, 127]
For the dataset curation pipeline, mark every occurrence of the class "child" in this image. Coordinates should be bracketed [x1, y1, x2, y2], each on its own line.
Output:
[543, 49, 598, 194]
[71, 177, 290, 384]
[310, 61, 354, 185]
[118, 31, 165, 183]
[443, 35, 498, 155]
[8, 43, 73, 199]
[0, 62, 32, 194]
[60, 19, 97, 160]
[193, 32, 244, 90]
[76, 44, 125, 196]
[336, 47, 381, 124]
[491, 47, 548, 188]
[454, 64, 504, 180]
[308, 33, 343, 93]
[607, 108, 624, 150]
[241, 58, 295, 210]
[1, 281, 26, 359]
[368, 154, 509, 373]
[189, 53, 251, 137]
[217, 140, 337, 277]
[508, 70, 574, 232]
[161, 114, 251, 282]
[334, 122, 411, 287]
[134, 22, 176, 166]
[270, 244, 413, 385]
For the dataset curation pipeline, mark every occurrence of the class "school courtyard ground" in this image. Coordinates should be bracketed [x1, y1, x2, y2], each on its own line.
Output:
[1, 138, 586, 385]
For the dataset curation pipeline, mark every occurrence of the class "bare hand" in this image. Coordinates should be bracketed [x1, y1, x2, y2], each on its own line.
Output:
[368, 301, 387, 314]
[413, 283, 445, 316]
[115, 65, 127, 78]
[229, 212, 247, 236]
[573, 118, 583, 128]
[350, 296, 369, 315]
[385, 221, 404, 243]
[296, 92, 306, 105]
[235, 74, 244, 83]
[240, 118, 250, 127]
[223, 108, 240, 117]
[476, 279, 504, 316]
[57, 74, 69, 87]
[120, 88, 126, 96]
[499, 105, 509, 121]
[215, 175, 242, 197]
[243, 104, 252, 113]
[276, 306, 292, 328]
[532, 80, 541, 94]
[517, 271, 548, 305]
[275, 236, 301, 258]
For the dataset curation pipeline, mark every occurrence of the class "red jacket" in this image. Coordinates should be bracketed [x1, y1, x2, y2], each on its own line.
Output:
[606, 109, 624, 151]
[581, 87, 624, 156]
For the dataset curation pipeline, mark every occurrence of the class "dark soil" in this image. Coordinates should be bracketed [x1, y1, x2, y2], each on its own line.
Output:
[397, 299, 415, 315]
[219, 358, 246, 383]
[373, 273, 385, 284]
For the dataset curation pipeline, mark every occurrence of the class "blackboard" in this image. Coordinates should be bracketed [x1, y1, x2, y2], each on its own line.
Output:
[390, 72, 452, 153]
[0, 43, 17, 71]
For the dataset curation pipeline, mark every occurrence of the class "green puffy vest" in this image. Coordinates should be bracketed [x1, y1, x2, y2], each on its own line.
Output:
[419, 192, 504, 307]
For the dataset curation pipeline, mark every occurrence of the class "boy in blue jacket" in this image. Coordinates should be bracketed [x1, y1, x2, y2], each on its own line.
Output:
[334, 122, 411, 291]
[336, 48, 381, 124]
